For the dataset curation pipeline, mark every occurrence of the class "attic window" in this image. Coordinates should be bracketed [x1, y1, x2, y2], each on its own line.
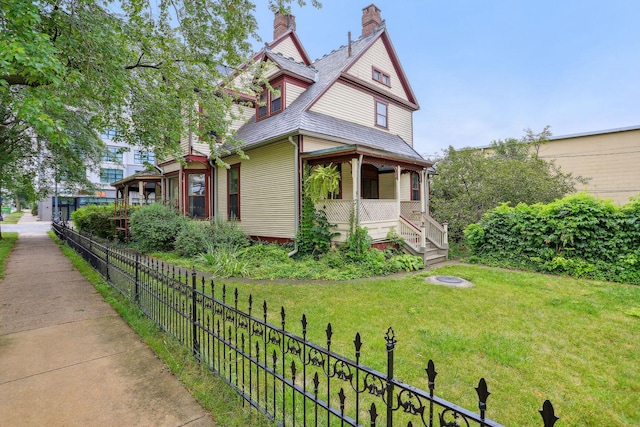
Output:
[271, 85, 282, 112]
[372, 67, 391, 86]
[258, 91, 268, 118]
[256, 84, 283, 120]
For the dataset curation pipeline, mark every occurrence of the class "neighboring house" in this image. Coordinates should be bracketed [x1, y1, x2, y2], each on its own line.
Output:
[157, 4, 447, 263]
[537, 126, 640, 205]
[38, 129, 155, 221]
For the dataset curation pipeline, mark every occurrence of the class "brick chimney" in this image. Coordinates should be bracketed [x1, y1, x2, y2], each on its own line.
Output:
[273, 12, 296, 40]
[361, 4, 382, 38]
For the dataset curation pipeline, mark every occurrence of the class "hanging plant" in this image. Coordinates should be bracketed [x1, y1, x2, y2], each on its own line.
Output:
[305, 163, 340, 203]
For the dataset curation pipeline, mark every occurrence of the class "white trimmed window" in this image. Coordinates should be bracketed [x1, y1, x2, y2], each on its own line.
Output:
[373, 68, 391, 86]
[375, 100, 388, 128]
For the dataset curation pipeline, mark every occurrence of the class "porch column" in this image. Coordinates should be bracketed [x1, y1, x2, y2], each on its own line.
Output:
[351, 157, 360, 225]
[395, 166, 401, 218]
[421, 169, 427, 214]
[138, 180, 144, 205]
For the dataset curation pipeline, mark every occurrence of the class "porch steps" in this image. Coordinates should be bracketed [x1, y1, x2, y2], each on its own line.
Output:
[402, 242, 448, 266]
[424, 247, 448, 266]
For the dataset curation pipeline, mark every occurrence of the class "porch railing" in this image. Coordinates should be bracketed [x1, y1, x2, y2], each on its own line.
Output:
[319, 199, 400, 224]
[423, 213, 448, 249]
[399, 216, 423, 253]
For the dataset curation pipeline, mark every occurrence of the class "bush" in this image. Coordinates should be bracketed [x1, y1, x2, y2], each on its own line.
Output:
[386, 254, 424, 272]
[129, 203, 187, 252]
[465, 194, 640, 284]
[238, 244, 292, 267]
[175, 221, 213, 257]
[196, 244, 249, 278]
[210, 219, 249, 251]
[71, 204, 114, 239]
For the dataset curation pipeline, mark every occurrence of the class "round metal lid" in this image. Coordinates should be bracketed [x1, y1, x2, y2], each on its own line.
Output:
[434, 276, 464, 284]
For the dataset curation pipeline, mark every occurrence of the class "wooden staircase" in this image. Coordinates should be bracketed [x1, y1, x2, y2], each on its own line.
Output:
[398, 213, 448, 266]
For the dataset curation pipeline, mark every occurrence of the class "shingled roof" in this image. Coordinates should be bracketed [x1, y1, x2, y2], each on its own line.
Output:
[234, 24, 427, 164]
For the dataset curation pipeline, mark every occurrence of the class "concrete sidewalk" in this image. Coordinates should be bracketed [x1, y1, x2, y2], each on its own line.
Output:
[0, 212, 216, 426]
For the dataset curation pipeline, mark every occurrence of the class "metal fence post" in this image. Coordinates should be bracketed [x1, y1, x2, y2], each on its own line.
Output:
[134, 250, 140, 303]
[105, 242, 110, 281]
[191, 267, 200, 359]
[385, 327, 396, 427]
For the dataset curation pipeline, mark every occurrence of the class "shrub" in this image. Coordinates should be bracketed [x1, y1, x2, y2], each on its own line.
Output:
[210, 219, 249, 251]
[343, 225, 372, 262]
[71, 204, 114, 239]
[238, 244, 292, 267]
[196, 244, 249, 278]
[386, 254, 424, 272]
[129, 203, 187, 252]
[465, 194, 640, 284]
[175, 221, 212, 257]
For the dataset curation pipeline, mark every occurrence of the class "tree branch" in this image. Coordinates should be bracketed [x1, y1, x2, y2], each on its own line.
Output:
[124, 53, 163, 70]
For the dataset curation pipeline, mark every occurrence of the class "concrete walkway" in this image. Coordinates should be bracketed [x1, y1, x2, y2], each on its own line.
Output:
[0, 212, 215, 426]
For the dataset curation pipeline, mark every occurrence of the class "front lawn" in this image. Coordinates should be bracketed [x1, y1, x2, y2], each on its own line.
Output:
[220, 264, 640, 426]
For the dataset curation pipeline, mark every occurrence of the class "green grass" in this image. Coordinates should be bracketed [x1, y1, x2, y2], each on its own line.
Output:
[1, 211, 24, 224]
[218, 265, 640, 426]
[0, 232, 19, 278]
[48, 232, 271, 427]
[54, 228, 640, 425]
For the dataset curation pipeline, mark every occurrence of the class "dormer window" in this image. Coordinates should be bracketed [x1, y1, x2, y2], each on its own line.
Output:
[271, 85, 282, 112]
[256, 84, 283, 120]
[372, 67, 391, 86]
[258, 91, 268, 118]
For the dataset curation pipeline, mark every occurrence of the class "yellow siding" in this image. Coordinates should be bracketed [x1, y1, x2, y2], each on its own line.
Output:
[379, 173, 395, 199]
[271, 37, 306, 63]
[217, 141, 296, 238]
[179, 133, 190, 154]
[161, 162, 180, 174]
[310, 82, 413, 145]
[228, 104, 254, 133]
[399, 173, 411, 201]
[389, 103, 413, 145]
[347, 39, 408, 101]
[538, 130, 640, 204]
[311, 82, 370, 125]
[264, 61, 280, 79]
[342, 162, 354, 199]
[192, 141, 211, 156]
[286, 82, 306, 108]
[185, 161, 206, 170]
[302, 136, 345, 152]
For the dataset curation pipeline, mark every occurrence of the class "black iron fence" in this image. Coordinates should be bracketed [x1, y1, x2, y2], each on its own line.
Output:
[52, 222, 559, 427]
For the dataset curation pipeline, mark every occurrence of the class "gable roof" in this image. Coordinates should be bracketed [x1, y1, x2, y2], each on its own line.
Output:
[233, 24, 425, 164]
[268, 29, 312, 66]
[262, 50, 317, 82]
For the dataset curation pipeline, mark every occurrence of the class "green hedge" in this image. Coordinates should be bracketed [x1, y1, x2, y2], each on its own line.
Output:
[71, 204, 115, 239]
[130, 203, 188, 252]
[465, 193, 640, 284]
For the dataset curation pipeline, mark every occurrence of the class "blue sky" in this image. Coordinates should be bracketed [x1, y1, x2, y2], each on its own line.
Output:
[250, 1, 640, 158]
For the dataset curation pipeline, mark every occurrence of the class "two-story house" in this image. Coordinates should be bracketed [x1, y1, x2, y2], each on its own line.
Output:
[156, 4, 448, 263]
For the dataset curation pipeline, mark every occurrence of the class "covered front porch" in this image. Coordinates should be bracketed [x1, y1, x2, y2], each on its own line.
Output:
[303, 145, 448, 264]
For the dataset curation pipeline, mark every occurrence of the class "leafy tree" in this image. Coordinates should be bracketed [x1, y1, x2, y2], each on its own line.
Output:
[430, 127, 584, 242]
[0, 0, 320, 205]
